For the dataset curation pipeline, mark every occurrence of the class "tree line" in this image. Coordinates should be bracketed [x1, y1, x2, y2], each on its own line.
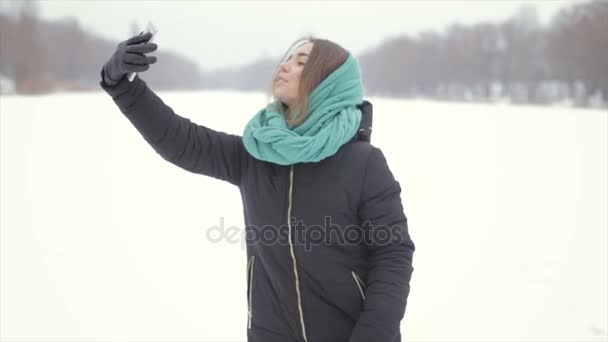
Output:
[0, 1, 205, 93]
[358, 2, 607, 107]
[1, 0, 606, 108]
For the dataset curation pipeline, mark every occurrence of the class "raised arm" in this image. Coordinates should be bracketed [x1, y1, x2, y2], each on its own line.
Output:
[350, 147, 416, 342]
[99, 67, 249, 186]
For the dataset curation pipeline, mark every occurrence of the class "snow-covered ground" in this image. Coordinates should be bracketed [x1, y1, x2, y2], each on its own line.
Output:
[1, 89, 606, 341]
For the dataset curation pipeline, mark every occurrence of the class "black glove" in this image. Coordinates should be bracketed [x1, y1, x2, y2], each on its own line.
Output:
[102, 31, 158, 85]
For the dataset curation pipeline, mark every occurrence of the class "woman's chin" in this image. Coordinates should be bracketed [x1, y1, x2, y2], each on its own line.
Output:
[273, 93, 288, 103]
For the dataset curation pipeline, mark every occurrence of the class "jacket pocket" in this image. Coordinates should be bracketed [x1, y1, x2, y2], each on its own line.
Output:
[351, 270, 367, 301]
[247, 256, 256, 329]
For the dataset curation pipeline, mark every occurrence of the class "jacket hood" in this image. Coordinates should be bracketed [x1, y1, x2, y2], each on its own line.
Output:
[355, 100, 373, 142]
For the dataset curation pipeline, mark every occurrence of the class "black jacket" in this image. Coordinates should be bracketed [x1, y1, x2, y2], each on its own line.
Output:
[100, 70, 416, 342]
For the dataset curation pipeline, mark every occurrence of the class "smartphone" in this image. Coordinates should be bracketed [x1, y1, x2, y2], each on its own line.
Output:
[128, 21, 159, 82]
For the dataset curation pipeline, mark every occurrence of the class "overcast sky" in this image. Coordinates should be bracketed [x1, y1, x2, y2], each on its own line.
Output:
[21, 1, 579, 70]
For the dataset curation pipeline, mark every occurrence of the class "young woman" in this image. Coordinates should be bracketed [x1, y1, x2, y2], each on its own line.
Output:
[100, 32, 416, 342]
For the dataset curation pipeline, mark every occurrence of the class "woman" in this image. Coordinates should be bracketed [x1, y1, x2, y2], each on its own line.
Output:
[100, 32, 415, 342]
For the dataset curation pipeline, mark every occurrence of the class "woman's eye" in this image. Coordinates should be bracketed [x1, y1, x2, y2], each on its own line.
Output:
[298, 62, 305, 66]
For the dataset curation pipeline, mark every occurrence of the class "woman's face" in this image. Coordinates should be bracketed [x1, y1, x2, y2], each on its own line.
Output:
[273, 42, 313, 108]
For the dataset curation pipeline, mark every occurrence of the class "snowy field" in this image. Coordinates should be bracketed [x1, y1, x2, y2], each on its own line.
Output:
[1, 89, 606, 341]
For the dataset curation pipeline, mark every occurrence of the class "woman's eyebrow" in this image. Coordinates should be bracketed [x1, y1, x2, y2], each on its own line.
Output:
[286, 52, 309, 61]
[288, 52, 309, 59]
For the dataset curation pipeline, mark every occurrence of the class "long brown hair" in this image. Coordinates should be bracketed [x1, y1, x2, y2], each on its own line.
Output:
[267, 36, 349, 127]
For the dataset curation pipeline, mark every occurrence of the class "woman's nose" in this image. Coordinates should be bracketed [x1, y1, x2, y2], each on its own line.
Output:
[280, 60, 290, 72]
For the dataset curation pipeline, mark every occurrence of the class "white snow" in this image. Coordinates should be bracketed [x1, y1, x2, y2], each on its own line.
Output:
[1, 89, 606, 341]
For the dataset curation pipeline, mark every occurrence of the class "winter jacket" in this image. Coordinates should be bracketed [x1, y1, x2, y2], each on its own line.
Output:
[99, 69, 416, 342]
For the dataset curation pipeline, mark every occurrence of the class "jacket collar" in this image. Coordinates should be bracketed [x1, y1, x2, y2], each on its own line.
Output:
[353, 100, 373, 142]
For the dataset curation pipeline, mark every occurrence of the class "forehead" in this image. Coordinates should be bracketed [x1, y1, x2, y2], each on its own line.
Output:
[294, 42, 313, 55]
[285, 41, 313, 59]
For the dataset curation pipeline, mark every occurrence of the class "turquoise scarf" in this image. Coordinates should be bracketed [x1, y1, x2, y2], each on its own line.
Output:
[242, 52, 363, 165]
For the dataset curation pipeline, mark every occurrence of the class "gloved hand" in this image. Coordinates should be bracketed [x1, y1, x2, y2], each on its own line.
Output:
[102, 31, 158, 85]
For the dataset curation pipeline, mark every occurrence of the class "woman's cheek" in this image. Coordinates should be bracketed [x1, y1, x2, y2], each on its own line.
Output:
[290, 82, 298, 95]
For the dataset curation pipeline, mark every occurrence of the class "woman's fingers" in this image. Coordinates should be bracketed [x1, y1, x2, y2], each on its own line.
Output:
[127, 42, 157, 54]
[126, 31, 153, 45]
[124, 64, 150, 73]
[124, 52, 157, 65]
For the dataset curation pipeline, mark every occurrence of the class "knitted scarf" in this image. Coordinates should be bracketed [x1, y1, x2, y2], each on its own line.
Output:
[242, 52, 363, 165]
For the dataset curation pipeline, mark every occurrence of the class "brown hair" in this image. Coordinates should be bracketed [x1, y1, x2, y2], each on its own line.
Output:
[267, 36, 349, 127]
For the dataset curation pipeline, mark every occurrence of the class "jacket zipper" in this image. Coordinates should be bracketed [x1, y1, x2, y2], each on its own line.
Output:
[351, 270, 367, 300]
[287, 165, 309, 342]
[247, 255, 255, 329]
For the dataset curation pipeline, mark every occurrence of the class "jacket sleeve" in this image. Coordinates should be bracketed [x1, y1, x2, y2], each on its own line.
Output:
[99, 67, 249, 186]
[350, 147, 416, 342]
